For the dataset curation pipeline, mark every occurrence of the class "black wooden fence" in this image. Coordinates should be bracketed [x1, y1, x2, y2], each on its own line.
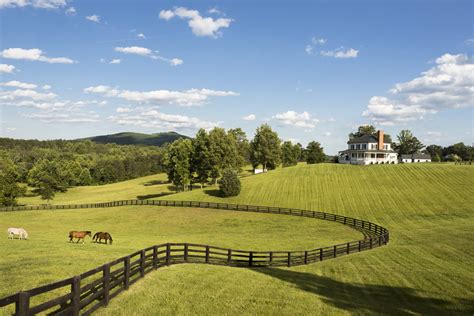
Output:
[0, 200, 389, 315]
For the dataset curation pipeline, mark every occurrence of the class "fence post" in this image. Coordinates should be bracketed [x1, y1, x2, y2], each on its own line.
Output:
[153, 246, 158, 269]
[124, 256, 131, 289]
[319, 248, 323, 261]
[227, 249, 232, 265]
[166, 244, 171, 266]
[17, 291, 30, 316]
[184, 243, 188, 262]
[71, 275, 81, 316]
[269, 252, 273, 265]
[103, 264, 110, 306]
[333, 245, 337, 258]
[304, 251, 308, 264]
[347, 242, 350, 254]
[378, 236, 382, 246]
[249, 252, 253, 267]
[205, 246, 210, 263]
[140, 250, 146, 277]
[370, 238, 373, 249]
[287, 252, 291, 267]
[358, 240, 362, 251]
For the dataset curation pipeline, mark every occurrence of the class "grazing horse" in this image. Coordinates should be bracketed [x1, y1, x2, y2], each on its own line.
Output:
[69, 231, 92, 243]
[93, 232, 113, 244]
[7, 228, 28, 240]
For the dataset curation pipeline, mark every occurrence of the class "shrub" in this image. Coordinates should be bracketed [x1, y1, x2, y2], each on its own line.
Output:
[219, 169, 241, 197]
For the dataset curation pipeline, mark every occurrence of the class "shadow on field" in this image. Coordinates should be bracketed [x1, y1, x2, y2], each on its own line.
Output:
[254, 268, 471, 315]
[143, 180, 168, 186]
[136, 192, 174, 200]
[204, 189, 222, 198]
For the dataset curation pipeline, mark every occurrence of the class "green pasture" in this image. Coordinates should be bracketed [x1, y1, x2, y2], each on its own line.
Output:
[2, 163, 473, 315]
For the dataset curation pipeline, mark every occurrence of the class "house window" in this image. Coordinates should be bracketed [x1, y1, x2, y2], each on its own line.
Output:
[350, 144, 355, 150]
[358, 153, 364, 158]
[384, 144, 388, 150]
[351, 153, 356, 158]
[362, 144, 367, 149]
[356, 144, 360, 150]
[371, 154, 375, 158]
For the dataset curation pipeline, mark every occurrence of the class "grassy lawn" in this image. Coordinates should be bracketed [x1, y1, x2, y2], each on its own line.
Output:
[101, 163, 474, 315]
[0, 205, 359, 315]
[2, 163, 473, 315]
[18, 173, 172, 205]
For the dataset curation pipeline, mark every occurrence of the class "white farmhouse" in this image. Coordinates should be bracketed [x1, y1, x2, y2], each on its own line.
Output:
[401, 154, 432, 163]
[338, 130, 398, 165]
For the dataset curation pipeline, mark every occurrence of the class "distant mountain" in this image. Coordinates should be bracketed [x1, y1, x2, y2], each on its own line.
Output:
[79, 132, 189, 147]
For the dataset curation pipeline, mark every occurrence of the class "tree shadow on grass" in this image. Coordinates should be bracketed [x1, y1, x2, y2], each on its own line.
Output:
[143, 180, 168, 186]
[136, 192, 175, 200]
[204, 189, 222, 198]
[254, 268, 472, 315]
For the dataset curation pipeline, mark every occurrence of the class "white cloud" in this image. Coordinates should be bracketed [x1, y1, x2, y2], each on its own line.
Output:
[273, 111, 319, 129]
[65, 6, 76, 15]
[116, 107, 133, 113]
[363, 53, 474, 125]
[0, 63, 16, 73]
[110, 108, 219, 131]
[311, 37, 326, 45]
[84, 85, 239, 106]
[0, 89, 57, 102]
[42, 84, 52, 90]
[114, 46, 182, 66]
[109, 59, 121, 64]
[320, 47, 359, 58]
[137, 33, 146, 39]
[1, 80, 37, 89]
[0, 48, 76, 64]
[23, 112, 100, 123]
[242, 114, 256, 121]
[159, 7, 232, 38]
[323, 131, 332, 136]
[114, 46, 151, 56]
[0, 0, 66, 9]
[86, 14, 100, 23]
[305, 45, 313, 55]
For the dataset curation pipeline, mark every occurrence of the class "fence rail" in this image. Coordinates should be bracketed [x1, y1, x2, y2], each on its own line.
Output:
[0, 200, 389, 315]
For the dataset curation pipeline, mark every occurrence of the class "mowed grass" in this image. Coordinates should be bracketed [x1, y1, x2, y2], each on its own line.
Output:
[19, 173, 172, 205]
[98, 163, 474, 315]
[0, 205, 360, 315]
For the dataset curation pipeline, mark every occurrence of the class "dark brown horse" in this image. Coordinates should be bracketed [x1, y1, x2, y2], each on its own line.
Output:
[69, 231, 92, 243]
[92, 232, 113, 244]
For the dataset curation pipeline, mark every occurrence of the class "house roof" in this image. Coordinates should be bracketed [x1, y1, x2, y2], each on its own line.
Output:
[401, 154, 431, 160]
[347, 134, 391, 144]
[339, 149, 397, 154]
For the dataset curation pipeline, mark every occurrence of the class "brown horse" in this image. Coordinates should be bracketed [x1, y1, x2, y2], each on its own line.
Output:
[92, 232, 113, 244]
[69, 231, 92, 243]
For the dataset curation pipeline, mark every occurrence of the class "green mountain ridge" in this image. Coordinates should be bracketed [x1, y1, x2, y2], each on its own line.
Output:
[79, 131, 190, 146]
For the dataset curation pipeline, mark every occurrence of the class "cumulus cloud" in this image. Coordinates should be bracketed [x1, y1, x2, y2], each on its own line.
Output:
[114, 46, 182, 66]
[242, 114, 256, 121]
[109, 59, 121, 64]
[23, 111, 100, 123]
[137, 33, 146, 39]
[0, 48, 76, 64]
[1, 80, 37, 89]
[320, 47, 359, 58]
[159, 7, 232, 38]
[42, 84, 52, 90]
[0, 63, 16, 73]
[110, 108, 219, 131]
[273, 111, 319, 129]
[363, 53, 474, 125]
[0, 0, 66, 9]
[305, 37, 326, 55]
[0, 89, 57, 102]
[86, 14, 100, 23]
[84, 85, 239, 106]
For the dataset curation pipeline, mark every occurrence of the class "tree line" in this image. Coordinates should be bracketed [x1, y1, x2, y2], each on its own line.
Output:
[0, 139, 165, 205]
[164, 124, 325, 191]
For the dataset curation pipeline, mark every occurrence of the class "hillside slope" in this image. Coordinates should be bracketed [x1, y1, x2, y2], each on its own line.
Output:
[99, 163, 474, 315]
[80, 131, 189, 146]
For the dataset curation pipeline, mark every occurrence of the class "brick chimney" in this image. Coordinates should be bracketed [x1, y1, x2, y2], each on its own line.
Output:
[377, 130, 384, 150]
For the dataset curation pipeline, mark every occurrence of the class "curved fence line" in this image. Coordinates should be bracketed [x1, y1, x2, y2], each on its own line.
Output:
[0, 200, 389, 315]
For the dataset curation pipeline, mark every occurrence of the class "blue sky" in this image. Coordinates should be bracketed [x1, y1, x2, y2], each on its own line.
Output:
[0, 0, 472, 154]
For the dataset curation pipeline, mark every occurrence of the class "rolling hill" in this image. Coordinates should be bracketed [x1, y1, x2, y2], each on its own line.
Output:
[79, 131, 189, 146]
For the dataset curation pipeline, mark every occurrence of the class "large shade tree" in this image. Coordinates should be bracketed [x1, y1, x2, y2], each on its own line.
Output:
[394, 130, 424, 155]
[250, 124, 282, 170]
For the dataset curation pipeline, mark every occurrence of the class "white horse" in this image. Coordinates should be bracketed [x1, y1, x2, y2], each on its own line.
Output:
[7, 228, 28, 240]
